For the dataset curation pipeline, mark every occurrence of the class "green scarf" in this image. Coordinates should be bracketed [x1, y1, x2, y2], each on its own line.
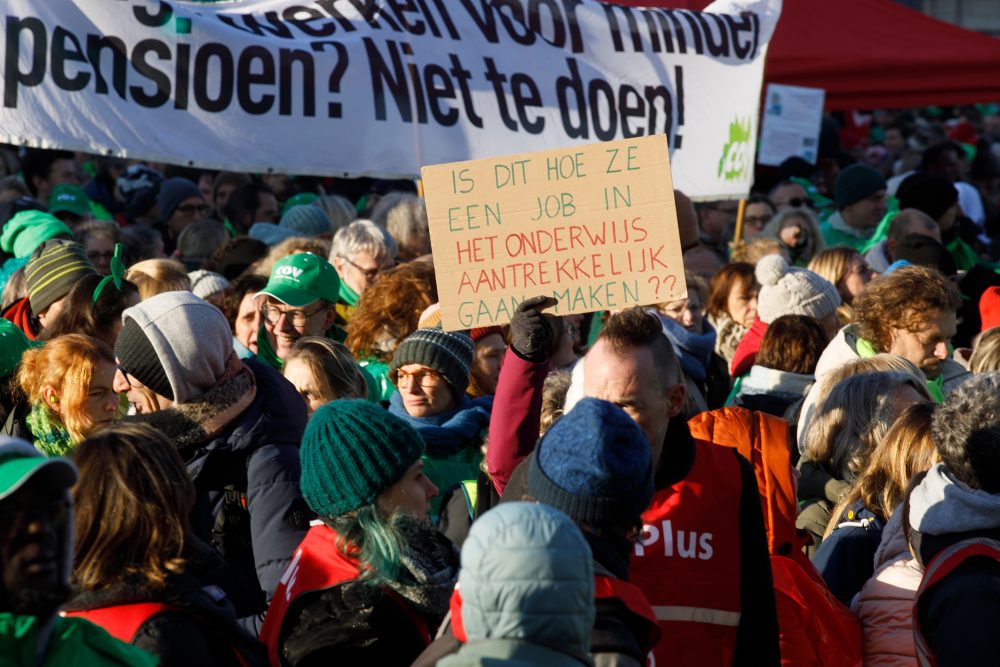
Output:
[255, 322, 284, 370]
[339, 280, 360, 308]
[25, 403, 75, 457]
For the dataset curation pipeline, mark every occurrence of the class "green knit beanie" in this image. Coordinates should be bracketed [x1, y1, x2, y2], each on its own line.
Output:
[25, 240, 97, 314]
[0, 210, 73, 258]
[300, 400, 425, 518]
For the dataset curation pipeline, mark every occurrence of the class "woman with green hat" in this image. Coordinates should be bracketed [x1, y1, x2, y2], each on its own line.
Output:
[259, 399, 458, 667]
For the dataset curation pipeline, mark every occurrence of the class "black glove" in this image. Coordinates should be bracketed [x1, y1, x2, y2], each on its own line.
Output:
[510, 295, 558, 362]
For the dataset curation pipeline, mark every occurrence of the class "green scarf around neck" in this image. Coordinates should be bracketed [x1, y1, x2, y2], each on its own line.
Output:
[255, 322, 284, 370]
[25, 403, 75, 457]
[339, 279, 359, 308]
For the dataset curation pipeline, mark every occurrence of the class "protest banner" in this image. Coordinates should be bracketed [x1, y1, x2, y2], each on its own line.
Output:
[0, 0, 780, 200]
[422, 134, 684, 330]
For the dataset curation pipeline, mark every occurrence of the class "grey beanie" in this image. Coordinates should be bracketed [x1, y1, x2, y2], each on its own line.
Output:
[116, 291, 234, 403]
[755, 255, 841, 324]
[390, 328, 474, 396]
[280, 205, 332, 236]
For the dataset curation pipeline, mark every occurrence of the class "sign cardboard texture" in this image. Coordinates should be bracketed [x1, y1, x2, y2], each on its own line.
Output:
[423, 134, 687, 331]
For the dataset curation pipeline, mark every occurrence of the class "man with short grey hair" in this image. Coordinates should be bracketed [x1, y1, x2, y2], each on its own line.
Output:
[329, 219, 398, 327]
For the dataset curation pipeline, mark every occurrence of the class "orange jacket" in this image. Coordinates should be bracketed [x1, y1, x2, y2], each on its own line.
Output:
[690, 407, 862, 667]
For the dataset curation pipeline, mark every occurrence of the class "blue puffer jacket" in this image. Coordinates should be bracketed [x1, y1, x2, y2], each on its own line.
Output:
[129, 360, 309, 629]
[440, 502, 595, 667]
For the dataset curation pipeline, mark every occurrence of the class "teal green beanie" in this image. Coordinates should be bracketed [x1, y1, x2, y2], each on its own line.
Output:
[0, 210, 73, 258]
[300, 400, 425, 518]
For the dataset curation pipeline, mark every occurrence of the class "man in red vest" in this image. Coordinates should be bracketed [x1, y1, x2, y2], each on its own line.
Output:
[574, 308, 779, 666]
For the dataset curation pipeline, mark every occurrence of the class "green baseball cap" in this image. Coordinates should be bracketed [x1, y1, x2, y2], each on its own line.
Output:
[48, 184, 92, 218]
[0, 439, 77, 503]
[0, 319, 39, 378]
[259, 252, 340, 307]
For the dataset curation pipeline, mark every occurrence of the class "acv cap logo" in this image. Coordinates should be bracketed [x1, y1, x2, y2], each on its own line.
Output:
[275, 266, 304, 279]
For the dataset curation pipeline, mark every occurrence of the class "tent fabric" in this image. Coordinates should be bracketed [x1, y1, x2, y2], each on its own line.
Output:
[612, 0, 1000, 110]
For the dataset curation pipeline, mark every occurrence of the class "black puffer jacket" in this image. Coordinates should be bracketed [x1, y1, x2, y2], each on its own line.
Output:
[129, 360, 310, 625]
[63, 571, 267, 667]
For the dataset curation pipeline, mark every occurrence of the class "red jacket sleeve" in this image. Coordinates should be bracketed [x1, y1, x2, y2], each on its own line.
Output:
[485, 347, 549, 495]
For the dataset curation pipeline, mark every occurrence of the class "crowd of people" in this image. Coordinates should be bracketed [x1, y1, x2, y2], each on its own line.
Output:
[2, 103, 1000, 667]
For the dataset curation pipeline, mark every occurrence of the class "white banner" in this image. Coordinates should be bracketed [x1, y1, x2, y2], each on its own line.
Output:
[0, 0, 779, 200]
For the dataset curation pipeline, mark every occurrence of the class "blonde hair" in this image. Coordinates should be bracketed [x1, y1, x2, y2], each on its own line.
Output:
[254, 237, 332, 277]
[315, 194, 357, 233]
[971, 327, 1000, 373]
[18, 334, 116, 442]
[284, 337, 367, 403]
[125, 258, 192, 300]
[808, 247, 861, 323]
[804, 370, 930, 483]
[731, 237, 788, 265]
[824, 401, 938, 538]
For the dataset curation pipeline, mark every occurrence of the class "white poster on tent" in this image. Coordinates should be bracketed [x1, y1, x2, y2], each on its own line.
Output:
[0, 0, 780, 200]
[757, 83, 825, 167]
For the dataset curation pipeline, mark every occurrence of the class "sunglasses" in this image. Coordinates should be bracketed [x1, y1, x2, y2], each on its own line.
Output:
[779, 198, 813, 210]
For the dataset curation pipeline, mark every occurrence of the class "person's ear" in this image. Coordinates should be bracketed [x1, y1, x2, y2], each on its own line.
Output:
[665, 382, 686, 418]
[324, 304, 337, 330]
[42, 386, 61, 413]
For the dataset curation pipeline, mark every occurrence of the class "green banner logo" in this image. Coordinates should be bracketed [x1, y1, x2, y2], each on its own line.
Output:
[717, 117, 752, 182]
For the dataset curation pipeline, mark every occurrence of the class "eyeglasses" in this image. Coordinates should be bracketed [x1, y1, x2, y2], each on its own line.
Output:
[261, 303, 327, 327]
[175, 203, 211, 217]
[339, 255, 385, 282]
[392, 367, 445, 389]
[777, 198, 813, 209]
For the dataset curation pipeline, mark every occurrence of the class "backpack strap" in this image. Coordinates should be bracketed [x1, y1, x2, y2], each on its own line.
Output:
[913, 537, 1000, 667]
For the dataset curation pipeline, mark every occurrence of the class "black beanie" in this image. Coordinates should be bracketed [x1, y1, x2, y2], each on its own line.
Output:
[897, 173, 959, 222]
[115, 318, 174, 399]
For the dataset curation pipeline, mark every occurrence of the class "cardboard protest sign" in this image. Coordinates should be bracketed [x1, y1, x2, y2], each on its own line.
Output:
[422, 134, 686, 330]
[0, 0, 779, 200]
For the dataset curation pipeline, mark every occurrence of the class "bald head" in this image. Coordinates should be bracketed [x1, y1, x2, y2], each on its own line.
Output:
[889, 208, 941, 246]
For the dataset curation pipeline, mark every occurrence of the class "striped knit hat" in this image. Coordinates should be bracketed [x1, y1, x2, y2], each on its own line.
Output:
[300, 400, 424, 517]
[390, 328, 475, 395]
[24, 240, 97, 314]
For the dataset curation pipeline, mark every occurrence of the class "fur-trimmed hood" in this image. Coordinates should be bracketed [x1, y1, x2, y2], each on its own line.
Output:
[125, 359, 305, 460]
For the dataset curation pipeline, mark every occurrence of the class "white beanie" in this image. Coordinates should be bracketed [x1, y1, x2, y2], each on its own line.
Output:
[755, 255, 841, 324]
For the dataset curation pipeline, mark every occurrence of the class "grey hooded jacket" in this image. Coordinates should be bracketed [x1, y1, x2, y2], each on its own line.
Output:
[440, 502, 595, 667]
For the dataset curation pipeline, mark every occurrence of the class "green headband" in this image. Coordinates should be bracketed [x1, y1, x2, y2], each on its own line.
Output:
[92, 243, 125, 306]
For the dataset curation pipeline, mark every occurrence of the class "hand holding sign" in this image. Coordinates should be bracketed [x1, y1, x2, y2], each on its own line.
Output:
[510, 295, 559, 363]
[422, 134, 686, 331]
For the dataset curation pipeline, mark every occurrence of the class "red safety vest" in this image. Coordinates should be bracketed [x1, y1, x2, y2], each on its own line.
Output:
[913, 537, 1000, 667]
[450, 574, 660, 656]
[65, 601, 253, 667]
[258, 523, 431, 667]
[632, 440, 743, 667]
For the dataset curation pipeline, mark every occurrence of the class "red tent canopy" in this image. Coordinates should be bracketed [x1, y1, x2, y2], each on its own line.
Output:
[611, 0, 1000, 110]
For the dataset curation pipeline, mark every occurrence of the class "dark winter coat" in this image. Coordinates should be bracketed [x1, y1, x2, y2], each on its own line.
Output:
[910, 465, 1000, 665]
[63, 571, 267, 667]
[128, 360, 309, 625]
[812, 502, 885, 605]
